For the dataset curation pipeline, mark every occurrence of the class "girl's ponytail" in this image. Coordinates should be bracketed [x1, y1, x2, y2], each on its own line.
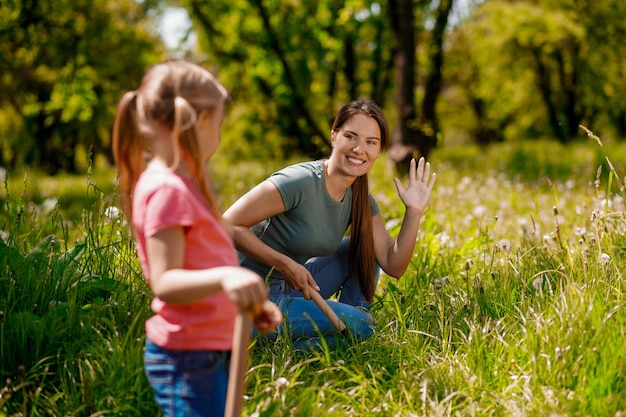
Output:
[112, 91, 144, 218]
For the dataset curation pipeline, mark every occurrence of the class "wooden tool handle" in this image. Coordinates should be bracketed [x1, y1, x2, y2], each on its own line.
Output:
[309, 288, 346, 332]
[225, 310, 253, 417]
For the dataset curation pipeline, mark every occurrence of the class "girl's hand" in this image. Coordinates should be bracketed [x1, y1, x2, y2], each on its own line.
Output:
[221, 268, 270, 311]
[253, 300, 283, 333]
[393, 157, 436, 214]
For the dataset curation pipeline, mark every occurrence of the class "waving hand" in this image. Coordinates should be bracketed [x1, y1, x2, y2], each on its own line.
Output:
[393, 157, 436, 214]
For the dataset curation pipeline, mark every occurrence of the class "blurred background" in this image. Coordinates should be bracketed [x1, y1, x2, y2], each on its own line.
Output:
[1, 0, 625, 175]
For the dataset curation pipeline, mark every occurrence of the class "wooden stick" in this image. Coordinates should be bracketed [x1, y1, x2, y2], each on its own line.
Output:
[225, 310, 253, 417]
[309, 287, 346, 332]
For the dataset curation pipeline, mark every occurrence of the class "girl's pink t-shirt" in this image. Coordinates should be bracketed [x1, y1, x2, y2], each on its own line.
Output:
[132, 168, 239, 351]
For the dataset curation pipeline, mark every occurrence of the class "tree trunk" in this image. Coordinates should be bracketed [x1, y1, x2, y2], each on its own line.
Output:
[421, 0, 454, 149]
[530, 47, 567, 143]
[555, 46, 582, 139]
[388, 0, 419, 170]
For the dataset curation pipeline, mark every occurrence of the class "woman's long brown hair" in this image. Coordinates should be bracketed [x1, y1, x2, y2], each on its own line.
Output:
[111, 60, 228, 223]
[331, 100, 389, 302]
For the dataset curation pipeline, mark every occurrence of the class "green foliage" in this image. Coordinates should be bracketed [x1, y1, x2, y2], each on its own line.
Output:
[0, 0, 165, 173]
[184, 0, 396, 159]
[443, 0, 626, 145]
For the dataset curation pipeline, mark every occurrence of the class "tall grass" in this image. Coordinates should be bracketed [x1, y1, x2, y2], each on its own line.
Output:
[1, 138, 625, 416]
[0, 170, 156, 416]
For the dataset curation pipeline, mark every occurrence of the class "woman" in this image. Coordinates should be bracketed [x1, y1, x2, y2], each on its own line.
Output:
[223, 99, 435, 347]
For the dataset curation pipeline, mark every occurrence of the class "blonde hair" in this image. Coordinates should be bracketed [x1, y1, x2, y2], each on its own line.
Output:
[331, 100, 389, 302]
[112, 60, 228, 220]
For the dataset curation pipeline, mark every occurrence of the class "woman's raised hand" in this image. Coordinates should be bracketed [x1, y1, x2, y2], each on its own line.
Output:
[393, 157, 436, 215]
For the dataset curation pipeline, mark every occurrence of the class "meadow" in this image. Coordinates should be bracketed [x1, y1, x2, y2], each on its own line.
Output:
[1, 138, 625, 416]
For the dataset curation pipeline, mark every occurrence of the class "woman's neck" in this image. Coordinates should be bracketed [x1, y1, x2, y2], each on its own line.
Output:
[323, 159, 354, 202]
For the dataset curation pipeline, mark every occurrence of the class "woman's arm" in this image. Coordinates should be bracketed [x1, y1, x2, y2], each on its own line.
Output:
[373, 157, 436, 278]
[223, 180, 320, 299]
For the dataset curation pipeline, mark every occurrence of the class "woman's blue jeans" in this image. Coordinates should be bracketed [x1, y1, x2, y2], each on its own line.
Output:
[265, 238, 378, 346]
[144, 339, 230, 417]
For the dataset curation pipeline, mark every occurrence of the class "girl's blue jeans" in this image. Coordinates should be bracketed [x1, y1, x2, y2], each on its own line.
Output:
[144, 339, 230, 417]
[264, 237, 378, 346]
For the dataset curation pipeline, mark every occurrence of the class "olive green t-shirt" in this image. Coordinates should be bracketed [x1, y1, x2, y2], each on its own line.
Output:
[240, 159, 380, 280]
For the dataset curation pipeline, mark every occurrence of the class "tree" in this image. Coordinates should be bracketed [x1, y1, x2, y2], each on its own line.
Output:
[445, 0, 626, 145]
[388, 0, 455, 167]
[183, 0, 397, 160]
[0, 0, 165, 173]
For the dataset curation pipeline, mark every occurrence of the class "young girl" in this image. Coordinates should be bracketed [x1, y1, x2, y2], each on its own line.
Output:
[112, 60, 282, 417]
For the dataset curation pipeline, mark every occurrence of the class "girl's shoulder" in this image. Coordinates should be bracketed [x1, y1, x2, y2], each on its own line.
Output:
[135, 168, 192, 200]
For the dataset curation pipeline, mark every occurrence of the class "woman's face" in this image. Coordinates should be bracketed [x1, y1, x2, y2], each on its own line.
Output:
[330, 114, 382, 177]
[196, 105, 224, 161]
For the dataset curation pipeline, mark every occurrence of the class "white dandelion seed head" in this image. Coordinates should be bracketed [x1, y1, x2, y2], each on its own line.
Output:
[433, 276, 449, 289]
[574, 227, 586, 236]
[533, 277, 543, 290]
[0, 230, 9, 242]
[275, 377, 289, 388]
[384, 217, 401, 230]
[105, 206, 121, 220]
[497, 239, 511, 252]
[472, 205, 488, 218]
[599, 253, 611, 266]
[39, 197, 58, 216]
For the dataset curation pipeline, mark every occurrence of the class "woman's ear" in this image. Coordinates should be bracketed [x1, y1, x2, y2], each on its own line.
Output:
[330, 130, 336, 147]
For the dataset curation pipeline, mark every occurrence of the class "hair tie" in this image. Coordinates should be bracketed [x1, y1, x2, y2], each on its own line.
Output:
[174, 96, 197, 131]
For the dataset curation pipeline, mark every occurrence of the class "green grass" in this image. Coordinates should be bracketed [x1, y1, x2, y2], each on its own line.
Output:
[1, 139, 625, 416]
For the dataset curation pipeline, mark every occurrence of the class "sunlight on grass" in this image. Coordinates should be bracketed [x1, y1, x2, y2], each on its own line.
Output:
[1, 139, 625, 416]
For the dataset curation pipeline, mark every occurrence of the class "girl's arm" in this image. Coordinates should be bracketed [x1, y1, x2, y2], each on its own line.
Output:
[373, 157, 436, 278]
[223, 180, 320, 299]
[147, 226, 270, 311]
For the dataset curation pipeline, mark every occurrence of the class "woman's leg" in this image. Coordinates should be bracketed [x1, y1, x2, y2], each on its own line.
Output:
[303, 237, 379, 309]
[263, 237, 379, 343]
[271, 294, 375, 341]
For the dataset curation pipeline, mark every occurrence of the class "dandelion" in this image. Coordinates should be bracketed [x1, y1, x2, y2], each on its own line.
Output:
[433, 276, 449, 289]
[497, 239, 511, 252]
[0, 230, 8, 242]
[599, 253, 611, 266]
[105, 206, 121, 220]
[532, 277, 543, 291]
[275, 377, 289, 388]
[39, 197, 58, 216]
[472, 205, 488, 218]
